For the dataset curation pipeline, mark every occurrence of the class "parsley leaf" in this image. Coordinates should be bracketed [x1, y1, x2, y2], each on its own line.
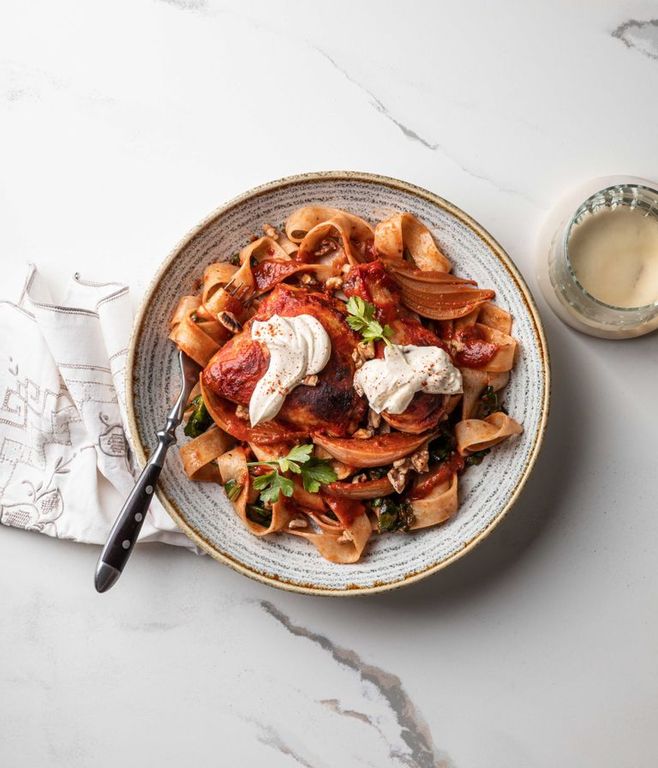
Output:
[247, 444, 336, 503]
[252, 471, 294, 504]
[346, 296, 393, 346]
[301, 458, 338, 493]
[280, 444, 313, 473]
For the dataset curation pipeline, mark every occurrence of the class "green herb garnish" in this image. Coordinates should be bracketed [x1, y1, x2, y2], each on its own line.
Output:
[184, 395, 213, 438]
[246, 503, 272, 527]
[223, 478, 243, 502]
[346, 296, 393, 346]
[478, 386, 507, 418]
[428, 426, 456, 464]
[247, 444, 337, 504]
[300, 457, 338, 493]
[464, 448, 491, 467]
[252, 471, 294, 505]
[374, 497, 415, 533]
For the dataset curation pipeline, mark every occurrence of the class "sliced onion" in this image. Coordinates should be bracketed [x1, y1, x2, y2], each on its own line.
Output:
[384, 260, 495, 320]
[312, 431, 430, 468]
[324, 476, 395, 499]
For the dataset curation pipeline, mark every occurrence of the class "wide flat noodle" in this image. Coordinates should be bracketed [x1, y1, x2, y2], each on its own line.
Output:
[179, 425, 234, 482]
[461, 368, 510, 419]
[375, 212, 451, 272]
[194, 318, 229, 345]
[479, 301, 512, 334]
[241, 235, 291, 263]
[202, 253, 255, 318]
[455, 412, 523, 454]
[453, 307, 480, 333]
[288, 503, 372, 563]
[171, 295, 201, 326]
[291, 479, 326, 511]
[296, 214, 369, 267]
[410, 473, 458, 529]
[286, 206, 373, 245]
[248, 442, 291, 463]
[202, 263, 238, 307]
[217, 447, 293, 536]
[169, 296, 220, 367]
[474, 324, 517, 372]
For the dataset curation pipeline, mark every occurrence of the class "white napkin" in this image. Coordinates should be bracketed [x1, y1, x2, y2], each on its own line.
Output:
[0, 265, 190, 548]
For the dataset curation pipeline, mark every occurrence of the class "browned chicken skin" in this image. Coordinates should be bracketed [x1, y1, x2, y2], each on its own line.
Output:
[202, 284, 366, 436]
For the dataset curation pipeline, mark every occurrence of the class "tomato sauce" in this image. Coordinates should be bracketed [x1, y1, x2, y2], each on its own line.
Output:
[453, 325, 498, 368]
[323, 495, 365, 527]
[252, 259, 304, 294]
[202, 339, 268, 404]
[409, 452, 464, 499]
[343, 261, 401, 322]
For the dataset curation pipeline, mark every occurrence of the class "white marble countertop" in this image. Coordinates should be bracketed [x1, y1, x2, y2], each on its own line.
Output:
[2, 2, 658, 766]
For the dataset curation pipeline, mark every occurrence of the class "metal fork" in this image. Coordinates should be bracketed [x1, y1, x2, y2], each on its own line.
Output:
[94, 350, 199, 593]
[223, 277, 255, 305]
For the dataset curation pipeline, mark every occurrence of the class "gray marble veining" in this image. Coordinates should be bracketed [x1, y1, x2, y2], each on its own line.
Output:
[612, 18, 658, 60]
[262, 601, 452, 768]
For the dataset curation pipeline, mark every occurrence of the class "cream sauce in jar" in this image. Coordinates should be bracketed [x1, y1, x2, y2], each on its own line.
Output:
[569, 206, 658, 308]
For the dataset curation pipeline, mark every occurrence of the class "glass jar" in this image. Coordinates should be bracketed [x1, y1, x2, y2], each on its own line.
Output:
[539, 179, 658, 339]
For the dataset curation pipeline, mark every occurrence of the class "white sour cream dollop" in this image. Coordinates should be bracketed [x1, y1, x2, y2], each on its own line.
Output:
[249, 314, 331, 426]
[353, 344, 462, 414]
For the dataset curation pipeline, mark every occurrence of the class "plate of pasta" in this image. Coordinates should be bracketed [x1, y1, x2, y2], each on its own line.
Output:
[127, 172, 549, 595]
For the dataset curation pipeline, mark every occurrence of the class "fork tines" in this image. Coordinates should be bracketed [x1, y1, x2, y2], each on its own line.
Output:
[223, 278, 253, 306]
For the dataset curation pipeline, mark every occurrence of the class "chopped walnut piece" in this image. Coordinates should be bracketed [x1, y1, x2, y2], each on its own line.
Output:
[302, 374, 318, 386]
[217, 311, 242, 334]
[387, 465, 410, 493]
[263, 223, 279, 240]
[351, 473, 368, 484]
[325, 276, 343, 291]
[367, 409, 381, 429]
[410, 448, 429, 473]
[351, 349, 364, 369]
[392, 457, 411, 469]
[356, 340, 375, 360]
[235, 404, 249, 420]
[288, 519, 308, 529]
[352, 427, 374, 439]
[341, 263, 352, 275]
[337, 530, 354, 544]
[315, 237, 340, 257]
[300, 273, 318, 286]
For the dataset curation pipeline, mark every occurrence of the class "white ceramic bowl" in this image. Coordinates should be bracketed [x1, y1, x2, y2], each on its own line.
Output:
[127, 172, 550, 596]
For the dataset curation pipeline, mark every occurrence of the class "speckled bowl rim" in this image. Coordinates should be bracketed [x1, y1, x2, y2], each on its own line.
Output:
[126, 171, 551, 597]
